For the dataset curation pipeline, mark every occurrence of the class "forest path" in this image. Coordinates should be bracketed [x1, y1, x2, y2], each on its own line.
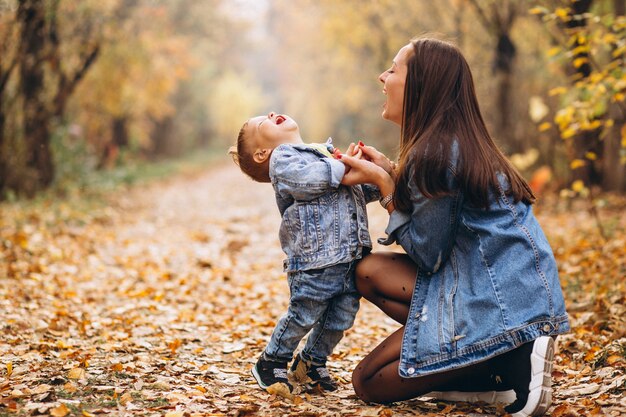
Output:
[1, 162, 624, 416]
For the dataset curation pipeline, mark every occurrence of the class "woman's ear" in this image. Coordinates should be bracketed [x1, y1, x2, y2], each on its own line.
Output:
[253, 148, 271, 163]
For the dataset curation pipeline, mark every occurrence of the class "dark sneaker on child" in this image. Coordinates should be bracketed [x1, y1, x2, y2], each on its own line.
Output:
[251, 356, 293, 392]
[505, 336, 554, 417]
[290, 354, 338, 392]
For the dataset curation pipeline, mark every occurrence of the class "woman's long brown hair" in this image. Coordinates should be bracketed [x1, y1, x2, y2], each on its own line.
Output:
[393, 37, 535, 212]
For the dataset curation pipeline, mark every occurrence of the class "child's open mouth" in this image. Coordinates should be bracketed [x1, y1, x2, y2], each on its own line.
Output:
[275, 115, 286, 125]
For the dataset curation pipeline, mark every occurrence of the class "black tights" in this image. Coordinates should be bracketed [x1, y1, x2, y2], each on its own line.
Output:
[352, 252, 533, 406]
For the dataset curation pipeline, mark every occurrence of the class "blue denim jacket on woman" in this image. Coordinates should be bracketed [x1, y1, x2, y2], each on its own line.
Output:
[270, 143, 380, 272]
[380, 153, 570, 378]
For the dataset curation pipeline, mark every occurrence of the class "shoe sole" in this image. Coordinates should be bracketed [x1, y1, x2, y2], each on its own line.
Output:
[251, 365, 270, 390]
[428, 389, 516, 404]
[511, 336, 554, 417]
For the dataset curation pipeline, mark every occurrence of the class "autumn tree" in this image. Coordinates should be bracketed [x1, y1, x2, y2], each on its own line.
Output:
[532, 0, 626, 191]
[0, 0, 105, 197]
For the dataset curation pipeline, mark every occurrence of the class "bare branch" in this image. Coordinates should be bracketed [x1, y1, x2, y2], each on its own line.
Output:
[0, 56, 17, 93]
[53, 44, 100, 117]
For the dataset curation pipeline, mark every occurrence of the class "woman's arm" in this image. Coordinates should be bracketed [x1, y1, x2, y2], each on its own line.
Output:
[341, 154, 461, 272]
[339, 155, 396, 213]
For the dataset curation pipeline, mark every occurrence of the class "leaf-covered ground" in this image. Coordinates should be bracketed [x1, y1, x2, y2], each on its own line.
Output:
[1, 162, 624, 417]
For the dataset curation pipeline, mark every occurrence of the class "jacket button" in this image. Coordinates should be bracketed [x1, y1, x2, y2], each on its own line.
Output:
[543, 324, 551, 332]
[407, 367, 415, 375]
[351, 213, 357, 219]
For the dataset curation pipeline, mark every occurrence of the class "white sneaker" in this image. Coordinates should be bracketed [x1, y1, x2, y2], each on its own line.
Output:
[427, 390, 516, 404]
[510, 336, 554, 417]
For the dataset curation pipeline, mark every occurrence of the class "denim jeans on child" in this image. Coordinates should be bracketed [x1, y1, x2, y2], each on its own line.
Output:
[264, 260, 360, 365]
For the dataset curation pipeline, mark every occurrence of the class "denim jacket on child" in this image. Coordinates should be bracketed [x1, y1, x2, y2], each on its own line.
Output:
[380, 145, 570, 377]
[270, 142, 380, 272]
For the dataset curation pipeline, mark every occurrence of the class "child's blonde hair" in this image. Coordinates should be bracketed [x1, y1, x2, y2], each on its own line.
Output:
[229, 122, 272, 183]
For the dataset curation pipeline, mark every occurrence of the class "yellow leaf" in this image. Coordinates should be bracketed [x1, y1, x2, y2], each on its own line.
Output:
[164, 412, 184, 417]
[50, 404, 70, 417]
[547, 47, 561, 57]
[555, 7, 570, 19]
[549, 87, 567, 96]
[585, 152, 597, 160]
[570, 159, 586, 169]
[538, 122, 552, 132]
[82, 411, 96, 417]
[529, 7, 546, 15]
[194, 385, 207, 393]
[6, 362, 12, 378]
[573, 57, 588, 68]
[67, 367, 86, 380]
[613, 93, 625, 102]
[572, 180, 585, 193]
[603, 33, 618, 44]
[562, 128, 577, 139]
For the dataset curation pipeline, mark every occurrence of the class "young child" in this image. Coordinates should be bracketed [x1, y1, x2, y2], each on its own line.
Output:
[229, 111, 381, 393]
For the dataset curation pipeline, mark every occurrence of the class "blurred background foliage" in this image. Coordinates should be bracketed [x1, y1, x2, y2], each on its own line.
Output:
[0, 0, 624, 199]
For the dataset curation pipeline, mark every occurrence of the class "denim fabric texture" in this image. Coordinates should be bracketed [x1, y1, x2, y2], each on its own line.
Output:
[264, 142, 378, 364]
[380, 158, 570, 377]
[270, 142, 380, 272]
[265, 261, 361, 364]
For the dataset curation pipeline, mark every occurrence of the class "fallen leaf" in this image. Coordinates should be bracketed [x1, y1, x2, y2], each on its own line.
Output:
[67, 368, 86, 380]
[266, 382, 293, 400]
[50, 403, 70, 417]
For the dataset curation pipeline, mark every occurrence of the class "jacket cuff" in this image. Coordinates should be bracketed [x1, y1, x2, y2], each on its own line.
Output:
[377, 210, 411, 246]
[327, 158, 346, 188]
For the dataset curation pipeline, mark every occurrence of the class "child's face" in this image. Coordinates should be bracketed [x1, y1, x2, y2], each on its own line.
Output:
[244, 112, 302, 151]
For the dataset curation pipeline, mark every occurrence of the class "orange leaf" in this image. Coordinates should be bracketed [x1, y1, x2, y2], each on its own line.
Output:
[50, 404, 70, 417]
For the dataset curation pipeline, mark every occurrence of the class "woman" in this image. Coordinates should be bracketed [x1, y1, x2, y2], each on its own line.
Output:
[338, 37, 569, 417]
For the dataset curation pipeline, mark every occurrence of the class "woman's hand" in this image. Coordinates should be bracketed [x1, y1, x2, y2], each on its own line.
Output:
[340, 153, 395, 192]
[358, 143, 397, 180]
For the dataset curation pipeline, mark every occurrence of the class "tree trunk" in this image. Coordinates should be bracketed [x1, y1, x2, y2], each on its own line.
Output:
[494, 33, 517, 151]
[0, 98, 5, 194]
[18, 0, 54, 195]
[150, 116, 175, 158]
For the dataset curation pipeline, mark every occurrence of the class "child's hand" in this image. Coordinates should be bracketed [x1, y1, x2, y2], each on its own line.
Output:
[357, 142, 397, 179]
[345, 142, 363, 160]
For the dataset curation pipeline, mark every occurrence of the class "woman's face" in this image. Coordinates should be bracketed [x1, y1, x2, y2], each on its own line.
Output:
[379, 43, 412, 125]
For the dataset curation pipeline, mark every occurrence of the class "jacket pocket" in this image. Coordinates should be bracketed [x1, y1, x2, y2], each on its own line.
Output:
[296, 202, 320, 253]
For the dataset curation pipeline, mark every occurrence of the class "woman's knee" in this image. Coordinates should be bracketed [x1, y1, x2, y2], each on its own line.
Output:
[355, 253, 384, 296]
[352, 363, 374, 403]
